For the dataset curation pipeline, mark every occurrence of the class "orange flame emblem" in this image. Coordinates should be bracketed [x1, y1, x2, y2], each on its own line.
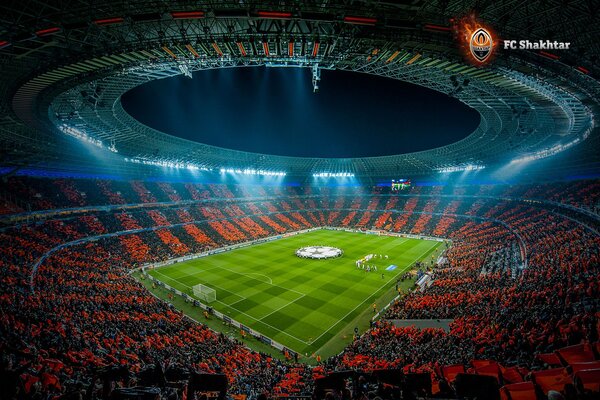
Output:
[453, 15, 497, 65]
[469, 28, 493, 62]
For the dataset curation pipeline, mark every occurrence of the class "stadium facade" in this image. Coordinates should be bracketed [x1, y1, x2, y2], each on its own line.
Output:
[1, 0, 599, 181]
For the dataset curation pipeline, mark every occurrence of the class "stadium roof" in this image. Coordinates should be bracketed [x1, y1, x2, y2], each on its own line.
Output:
[1, 0, 599, 178]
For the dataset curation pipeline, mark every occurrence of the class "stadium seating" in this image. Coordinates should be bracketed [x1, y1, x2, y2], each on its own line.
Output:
[0, 176, 598, 398]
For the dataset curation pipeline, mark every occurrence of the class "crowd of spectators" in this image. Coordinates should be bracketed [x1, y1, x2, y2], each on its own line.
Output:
[1, 176, 598, 217]
[0, 177, 598, 399]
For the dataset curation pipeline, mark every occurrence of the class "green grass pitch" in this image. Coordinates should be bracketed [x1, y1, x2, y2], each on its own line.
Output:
[148, 229, 441, 357]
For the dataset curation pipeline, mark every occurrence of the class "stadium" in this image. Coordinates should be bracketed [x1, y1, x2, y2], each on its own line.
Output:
[0, 1, 599, 399]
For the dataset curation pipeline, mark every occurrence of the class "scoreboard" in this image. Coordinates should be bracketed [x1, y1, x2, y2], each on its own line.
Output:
[391, 179, 411, 191]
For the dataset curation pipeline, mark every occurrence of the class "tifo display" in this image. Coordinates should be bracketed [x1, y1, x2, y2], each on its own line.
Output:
[1, 1, 599, 396]
[1, 175, 598, 399]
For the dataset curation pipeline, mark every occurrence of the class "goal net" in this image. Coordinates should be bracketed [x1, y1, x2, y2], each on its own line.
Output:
[192, 284, 216, 303]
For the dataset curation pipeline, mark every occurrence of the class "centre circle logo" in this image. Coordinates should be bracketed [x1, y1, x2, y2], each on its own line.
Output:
[295, 246, 343, 260]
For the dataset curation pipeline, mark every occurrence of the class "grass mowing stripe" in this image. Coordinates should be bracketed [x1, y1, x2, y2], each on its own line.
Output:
[308, 240, 439, 347]
[260, 293, 306, 321]
[154, 268, 313, 345]
[146, 230, 444, 356]
[164, 264, 304, 296]
[315, 241, 442, 355]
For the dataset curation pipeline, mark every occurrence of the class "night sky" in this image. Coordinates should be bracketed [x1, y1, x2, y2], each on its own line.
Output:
[121, 67, 479, 158]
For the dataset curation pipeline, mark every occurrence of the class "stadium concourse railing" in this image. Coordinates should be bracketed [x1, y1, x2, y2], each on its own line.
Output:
[138, 226, 447, 357]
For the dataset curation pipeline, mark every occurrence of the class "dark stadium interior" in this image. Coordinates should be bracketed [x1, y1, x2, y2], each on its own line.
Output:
[0, 1, 599, 400]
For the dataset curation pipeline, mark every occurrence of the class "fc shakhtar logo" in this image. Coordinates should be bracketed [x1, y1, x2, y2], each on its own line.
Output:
[453, 16, 497, 65]
[469, 28, 493, 62]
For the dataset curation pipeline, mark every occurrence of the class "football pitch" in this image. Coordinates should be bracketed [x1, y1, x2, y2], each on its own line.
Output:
[147, 229, 441, 357]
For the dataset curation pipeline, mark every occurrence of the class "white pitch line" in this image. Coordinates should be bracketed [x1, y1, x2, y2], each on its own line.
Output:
[228, 297, 249, 308]
[245, 272, 273, 284]
[152, 238, 440, 350]
[259, 293, 306, 321]
[152, 269, 187, 288]
[153, 269, 242, 303]
[214, 301, 312, 345]
[151, 269, 312, 345]
[308, 241, 440, 346]
[165, 263, 305, 296]
[213, 265, 306, 295]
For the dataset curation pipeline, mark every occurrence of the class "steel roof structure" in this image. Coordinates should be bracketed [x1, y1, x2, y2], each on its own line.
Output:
[1, 1, 599, 178]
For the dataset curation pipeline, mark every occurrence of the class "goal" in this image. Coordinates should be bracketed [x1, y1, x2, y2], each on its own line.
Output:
[192, 284, 216, 303]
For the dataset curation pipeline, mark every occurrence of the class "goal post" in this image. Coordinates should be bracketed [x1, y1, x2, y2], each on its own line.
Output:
[192, 284, 216, 303]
